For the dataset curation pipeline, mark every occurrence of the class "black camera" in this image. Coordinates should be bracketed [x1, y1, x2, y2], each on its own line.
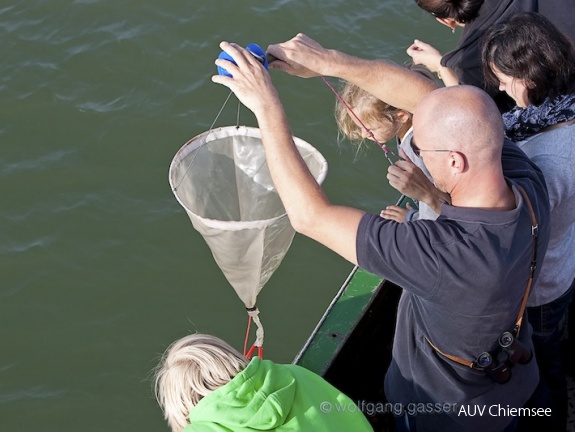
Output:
[475, 351, 512, 384]
[498, 331, 533, 365]
[474, 331, 533, 384]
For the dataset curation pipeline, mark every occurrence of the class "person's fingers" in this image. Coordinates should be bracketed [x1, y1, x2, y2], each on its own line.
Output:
[267, 60, 290, 72]
[399, 148, 412, 162]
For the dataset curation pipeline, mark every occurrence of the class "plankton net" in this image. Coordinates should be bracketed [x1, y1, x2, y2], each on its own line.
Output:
[169, 125, 328, 358]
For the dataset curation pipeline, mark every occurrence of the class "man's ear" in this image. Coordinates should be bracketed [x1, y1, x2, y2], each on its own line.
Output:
[449, 151, 468, 174]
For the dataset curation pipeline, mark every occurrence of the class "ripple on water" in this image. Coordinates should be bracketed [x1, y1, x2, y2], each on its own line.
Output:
[0, 386, 67, 405]
[0, 149, 74, 178]
[0, 236, 55, 255]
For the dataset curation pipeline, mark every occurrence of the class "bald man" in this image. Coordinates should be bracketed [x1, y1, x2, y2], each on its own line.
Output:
[213, 42, 550, 432]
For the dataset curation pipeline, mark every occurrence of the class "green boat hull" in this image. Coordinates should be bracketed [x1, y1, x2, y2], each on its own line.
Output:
[294, 266, 402, 431]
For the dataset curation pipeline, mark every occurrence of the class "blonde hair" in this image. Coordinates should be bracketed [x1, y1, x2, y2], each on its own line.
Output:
[335, 62, 435, 145]
[336, 83, 401, 142]
[153, 333, 249, 432]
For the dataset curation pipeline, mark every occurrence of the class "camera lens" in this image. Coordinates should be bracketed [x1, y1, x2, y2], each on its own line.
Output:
[499, 331, 514, 348]
[476, 352, 492, 368]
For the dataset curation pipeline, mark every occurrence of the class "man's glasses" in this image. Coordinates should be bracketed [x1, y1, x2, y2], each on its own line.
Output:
[410, 138, 453, 157]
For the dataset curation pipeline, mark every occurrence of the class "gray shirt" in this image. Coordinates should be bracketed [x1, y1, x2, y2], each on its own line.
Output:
[357, 140, 551, 431]
[516, 123, 575, 306]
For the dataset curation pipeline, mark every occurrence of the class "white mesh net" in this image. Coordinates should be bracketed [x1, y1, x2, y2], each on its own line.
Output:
[168, 126, 328, 349]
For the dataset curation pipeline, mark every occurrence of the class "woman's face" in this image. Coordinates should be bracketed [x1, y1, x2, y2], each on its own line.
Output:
[490, 64, 531, 107]
[352, 112, 407, 143]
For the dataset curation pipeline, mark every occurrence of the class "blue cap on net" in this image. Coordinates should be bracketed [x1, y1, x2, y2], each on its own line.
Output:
[246, 43, 269, 69]
[217, 51, 235, 78]
[217, 43, 268, 78]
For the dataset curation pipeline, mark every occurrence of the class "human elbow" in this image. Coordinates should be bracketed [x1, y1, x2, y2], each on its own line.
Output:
[284, 189, 331, 237]
[288, 211, 317, 237]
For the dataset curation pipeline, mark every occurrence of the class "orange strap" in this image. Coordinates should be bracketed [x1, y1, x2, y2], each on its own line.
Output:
[428, 185, 538, 368]
[514, 185, 538, 337]
[426, 337, 475, 368]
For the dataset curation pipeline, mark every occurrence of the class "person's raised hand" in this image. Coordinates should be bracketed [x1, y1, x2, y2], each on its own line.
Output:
[266, 33, 329, 78]
[407, 39, 443, 74]
[212, 41, 280, 117]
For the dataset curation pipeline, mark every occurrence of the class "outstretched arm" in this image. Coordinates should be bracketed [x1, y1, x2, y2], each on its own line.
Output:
[212, 42, 364, 265]
[266, 33, 439, 113]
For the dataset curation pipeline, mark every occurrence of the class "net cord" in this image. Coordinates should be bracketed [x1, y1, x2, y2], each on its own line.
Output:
[172, 90, 236, 192]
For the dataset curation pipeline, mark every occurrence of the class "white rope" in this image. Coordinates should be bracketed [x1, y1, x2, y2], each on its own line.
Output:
[247, 308, 264, 347]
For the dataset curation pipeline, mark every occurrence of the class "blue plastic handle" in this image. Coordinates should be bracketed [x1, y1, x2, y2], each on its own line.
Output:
[217, 51, 236, 78]
[217, 43, 268, 78]
[246, 43, 269, 69]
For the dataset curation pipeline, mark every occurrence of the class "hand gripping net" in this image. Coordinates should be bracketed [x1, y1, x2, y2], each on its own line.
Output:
[169, 126, 328, 358]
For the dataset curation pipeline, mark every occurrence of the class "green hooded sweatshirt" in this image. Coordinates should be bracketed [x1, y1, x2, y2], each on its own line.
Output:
[184, 357, 373, 431]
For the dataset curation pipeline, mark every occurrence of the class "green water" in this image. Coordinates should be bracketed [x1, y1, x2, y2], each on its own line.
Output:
[0, 1, 456, 430]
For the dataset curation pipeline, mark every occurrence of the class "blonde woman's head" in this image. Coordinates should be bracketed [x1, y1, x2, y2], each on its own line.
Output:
[335, 63, 434, 148]
[154, 333, 248, 432]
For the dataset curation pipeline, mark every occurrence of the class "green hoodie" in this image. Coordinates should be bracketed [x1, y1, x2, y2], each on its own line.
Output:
[184, 357, 373, 431]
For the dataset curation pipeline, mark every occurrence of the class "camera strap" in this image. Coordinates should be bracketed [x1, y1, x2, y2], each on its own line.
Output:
[425, 184, 539, 369]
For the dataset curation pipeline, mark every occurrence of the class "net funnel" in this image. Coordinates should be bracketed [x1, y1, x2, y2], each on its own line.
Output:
[168, 126, 328, 310]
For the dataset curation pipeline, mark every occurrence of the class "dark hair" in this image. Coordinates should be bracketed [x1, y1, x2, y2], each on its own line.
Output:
[414, 0, 483, 23]
[481, 12, 575, 105]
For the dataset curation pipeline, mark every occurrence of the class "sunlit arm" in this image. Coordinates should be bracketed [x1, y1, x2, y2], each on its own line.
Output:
[256, 102, 364, 265]
[436, 66, 460, 87]
[328, 54, 439, 113]
[267, 33, 439, 113]
[213, 41, 364, 265]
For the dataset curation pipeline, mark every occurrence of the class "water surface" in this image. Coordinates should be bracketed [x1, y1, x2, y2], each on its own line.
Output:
[0, 1, 456, 430]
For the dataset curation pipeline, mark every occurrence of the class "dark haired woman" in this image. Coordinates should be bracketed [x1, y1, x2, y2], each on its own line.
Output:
[413, 0, 575, 110]
[482, 11, 575, 431]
